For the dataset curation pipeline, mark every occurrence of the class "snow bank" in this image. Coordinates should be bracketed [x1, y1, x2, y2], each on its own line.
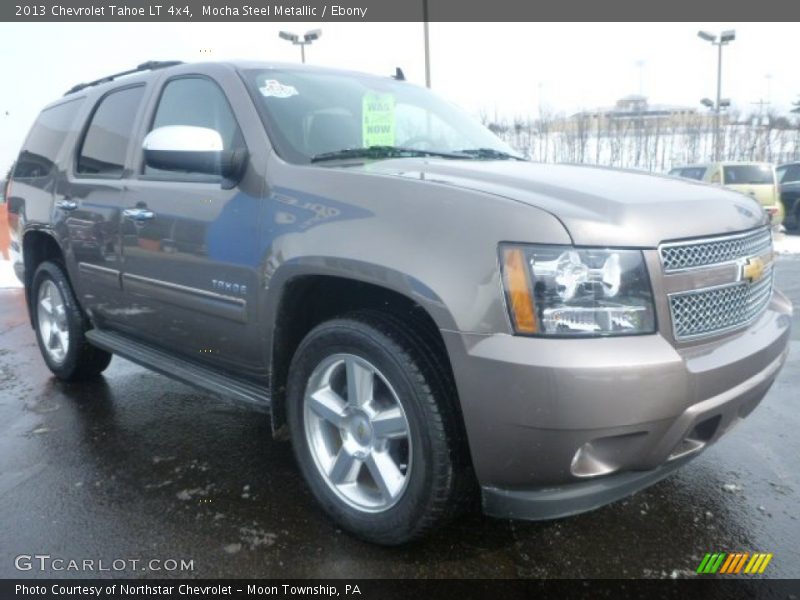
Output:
[0, 259, 21, 289]
[774, 233, 800, 255]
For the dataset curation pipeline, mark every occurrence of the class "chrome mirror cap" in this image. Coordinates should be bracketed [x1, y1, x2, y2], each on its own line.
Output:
[142, 125, 223, 153]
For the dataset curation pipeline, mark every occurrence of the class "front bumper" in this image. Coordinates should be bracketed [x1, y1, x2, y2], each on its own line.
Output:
[442, 290, 792, 520]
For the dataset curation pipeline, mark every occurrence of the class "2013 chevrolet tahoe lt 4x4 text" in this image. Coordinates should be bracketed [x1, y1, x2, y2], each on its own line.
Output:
[6, 61, 792, 544]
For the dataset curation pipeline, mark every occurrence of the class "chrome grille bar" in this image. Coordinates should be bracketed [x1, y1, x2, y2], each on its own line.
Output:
[668, 265, 773, 340]
[659, 227, 772, 273]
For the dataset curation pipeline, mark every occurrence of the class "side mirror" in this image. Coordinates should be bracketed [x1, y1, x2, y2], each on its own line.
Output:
[143, 126, 247, 187]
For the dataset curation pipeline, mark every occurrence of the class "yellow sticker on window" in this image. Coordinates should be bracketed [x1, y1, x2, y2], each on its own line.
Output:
[362, 92, 395, 147]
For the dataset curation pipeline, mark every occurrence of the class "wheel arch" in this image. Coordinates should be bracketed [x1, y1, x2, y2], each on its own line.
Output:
[22, 228, 67, 326]
[265, 263, 461, 440]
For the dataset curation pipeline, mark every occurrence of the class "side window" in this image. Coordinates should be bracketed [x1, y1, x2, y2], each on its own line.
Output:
[146, 77, 243, 176]
[77, 86, 145, 177]
[13, 98, 84, 179]
[783, 165, 800, 184]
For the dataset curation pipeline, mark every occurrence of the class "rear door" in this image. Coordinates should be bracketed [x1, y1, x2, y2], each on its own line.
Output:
[62, 85, 148, 326]
[118, 73, 267, 376]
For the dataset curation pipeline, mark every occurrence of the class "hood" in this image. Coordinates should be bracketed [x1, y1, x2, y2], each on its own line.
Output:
[354, 159, 767, 247]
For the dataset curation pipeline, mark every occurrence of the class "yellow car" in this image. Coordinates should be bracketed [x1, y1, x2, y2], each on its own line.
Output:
[668, 162, 784, 226]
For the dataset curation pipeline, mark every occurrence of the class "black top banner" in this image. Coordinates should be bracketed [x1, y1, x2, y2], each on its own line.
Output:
[2, 0, 799, 22]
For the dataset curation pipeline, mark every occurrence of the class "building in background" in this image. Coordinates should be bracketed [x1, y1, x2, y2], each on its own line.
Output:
[558, 95, 720, 134]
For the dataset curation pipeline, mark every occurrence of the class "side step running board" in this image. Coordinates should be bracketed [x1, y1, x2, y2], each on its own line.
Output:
[86, 329, 270, 409]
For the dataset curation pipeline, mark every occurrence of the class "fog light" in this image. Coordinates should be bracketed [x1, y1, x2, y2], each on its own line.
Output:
[569, 431, 649, 478]
[570, 442, 619, 478]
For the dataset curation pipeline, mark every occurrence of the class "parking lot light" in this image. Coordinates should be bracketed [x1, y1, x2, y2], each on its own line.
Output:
[698, 29, 736, 161]
[278, 29, 322, 64]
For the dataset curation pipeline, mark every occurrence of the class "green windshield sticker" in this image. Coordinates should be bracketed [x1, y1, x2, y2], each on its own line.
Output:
[362, 92, 395, 147]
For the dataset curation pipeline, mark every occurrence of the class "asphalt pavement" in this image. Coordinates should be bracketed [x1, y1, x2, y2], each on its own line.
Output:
[0, 257, 798, 579]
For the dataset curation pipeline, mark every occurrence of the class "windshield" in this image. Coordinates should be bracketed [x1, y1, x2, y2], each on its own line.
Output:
[243, 68, 518, 164]
[723, 165, 775, 185]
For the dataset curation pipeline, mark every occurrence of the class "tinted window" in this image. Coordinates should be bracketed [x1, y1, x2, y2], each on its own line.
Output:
[681, 167, 706, 180]
[723, 165, 774, 185]
[778, 164, 800, 184]
[13, 98, 84, 179]
[78, 86, 145, 177]
[147, 77, 242, 176]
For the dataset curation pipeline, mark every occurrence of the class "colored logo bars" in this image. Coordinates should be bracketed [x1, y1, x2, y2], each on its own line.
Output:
[696, 552, 773, 574]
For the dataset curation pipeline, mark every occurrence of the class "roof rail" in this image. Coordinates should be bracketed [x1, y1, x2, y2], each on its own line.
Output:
[64, 60, 183, 95]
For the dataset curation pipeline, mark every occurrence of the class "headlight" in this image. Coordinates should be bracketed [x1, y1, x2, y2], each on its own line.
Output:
[500, 244, 656, 337]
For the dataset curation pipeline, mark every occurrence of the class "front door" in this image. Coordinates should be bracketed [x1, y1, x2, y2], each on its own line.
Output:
[117, 75, 266, 376]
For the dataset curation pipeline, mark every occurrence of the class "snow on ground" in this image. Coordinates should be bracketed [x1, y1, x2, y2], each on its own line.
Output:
[0, 259, 21, 289]
[774, 233, 800, 255]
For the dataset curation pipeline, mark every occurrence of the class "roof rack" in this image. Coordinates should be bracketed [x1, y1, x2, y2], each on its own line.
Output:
[64, 60, 183, 95]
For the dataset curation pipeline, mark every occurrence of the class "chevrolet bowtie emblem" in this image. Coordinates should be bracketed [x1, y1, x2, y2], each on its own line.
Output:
[740, 256, 766, 283]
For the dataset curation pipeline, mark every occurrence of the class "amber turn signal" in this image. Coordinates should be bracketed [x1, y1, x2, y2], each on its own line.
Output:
[502, 247, 537, 334]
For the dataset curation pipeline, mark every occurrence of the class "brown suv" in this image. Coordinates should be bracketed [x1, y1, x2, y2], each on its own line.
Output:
[6, 61, 792, 544]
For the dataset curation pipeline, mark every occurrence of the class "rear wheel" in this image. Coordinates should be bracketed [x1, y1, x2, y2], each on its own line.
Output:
[286, 311, 471, 544]
[32, 261, 112, 381]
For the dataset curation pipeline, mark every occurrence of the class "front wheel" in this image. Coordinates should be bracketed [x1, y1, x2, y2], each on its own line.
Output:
[286, 312, 470, 544]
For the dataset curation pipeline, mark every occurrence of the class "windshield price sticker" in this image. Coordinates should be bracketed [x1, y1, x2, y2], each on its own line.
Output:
[362, 92, 395, 147]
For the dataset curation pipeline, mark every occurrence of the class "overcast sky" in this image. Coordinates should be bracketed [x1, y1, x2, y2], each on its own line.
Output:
[1, 22, 798, 173]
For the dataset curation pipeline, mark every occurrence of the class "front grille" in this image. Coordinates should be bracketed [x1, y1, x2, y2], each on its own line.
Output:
[659, 227, 772, 272]
[669, 265, 774, 340]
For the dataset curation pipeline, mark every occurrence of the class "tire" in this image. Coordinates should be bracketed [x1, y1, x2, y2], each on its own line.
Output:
[286, 311, 472, 545]
[787, 200, 800, 231]
[31, 260, 112, 381]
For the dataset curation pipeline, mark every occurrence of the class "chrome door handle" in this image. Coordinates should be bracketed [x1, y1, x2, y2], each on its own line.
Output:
[123, 208, 155, 221]
[55, 199, 78, 211]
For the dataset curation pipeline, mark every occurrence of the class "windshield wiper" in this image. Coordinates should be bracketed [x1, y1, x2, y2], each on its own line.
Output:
[310, 146, 472, 163]
[455, 148, 526, 161]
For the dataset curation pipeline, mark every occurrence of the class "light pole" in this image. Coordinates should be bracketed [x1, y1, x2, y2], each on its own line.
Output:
[698, 29, 735, 161]
[279, 29, 322, 64]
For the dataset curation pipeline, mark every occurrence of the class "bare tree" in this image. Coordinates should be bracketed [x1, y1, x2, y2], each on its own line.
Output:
[491, 99, 799, 171]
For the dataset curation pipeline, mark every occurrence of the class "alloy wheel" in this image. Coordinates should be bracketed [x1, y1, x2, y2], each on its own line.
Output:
[303, 353, 412, 513]
[37, 279, 70, 365]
